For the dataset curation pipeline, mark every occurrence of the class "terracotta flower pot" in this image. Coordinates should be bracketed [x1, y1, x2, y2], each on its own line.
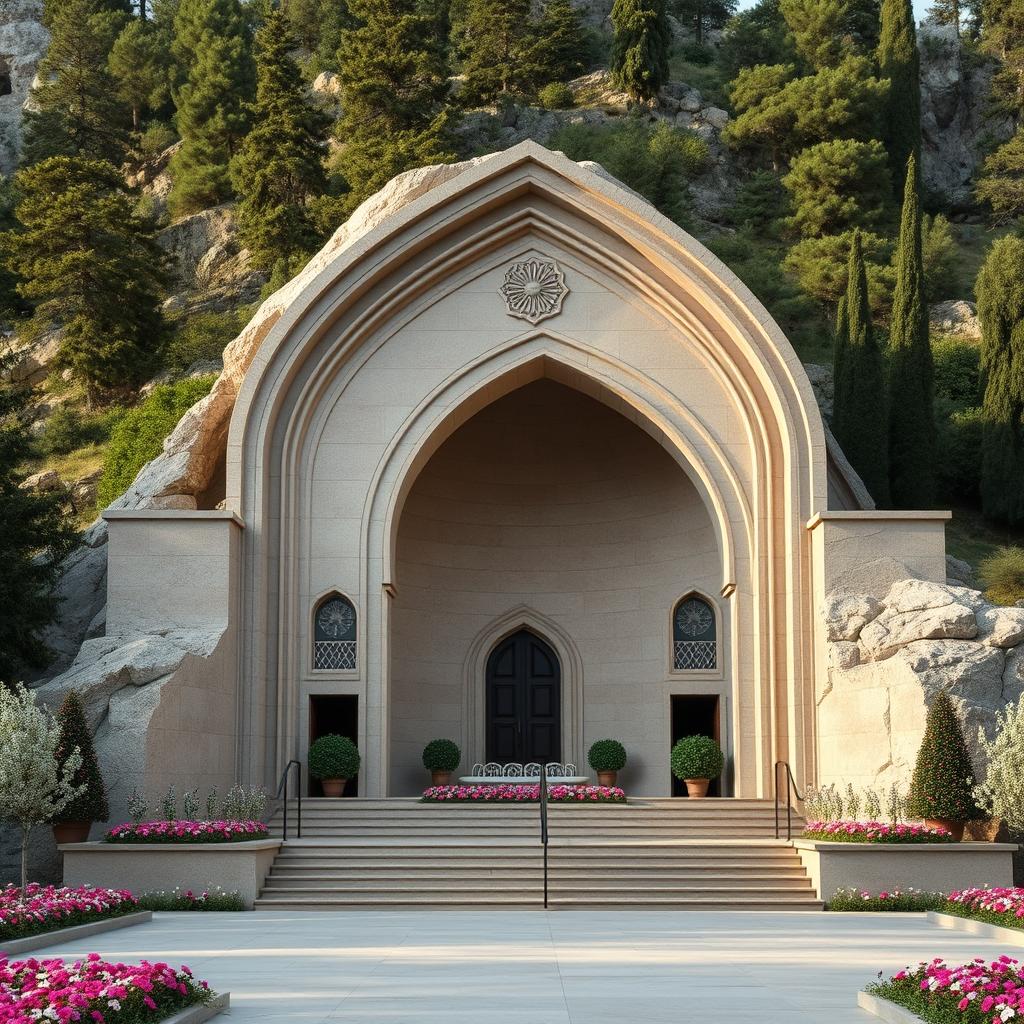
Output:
[321, 778, 347, 797]
[685, 778, 710, 799]
[431, 770, 452, 786]
[597, 771, 618, 787]
[52, 821, 91, 844]
[924, 817, 965, 841]
[966, 817, 1003, 842]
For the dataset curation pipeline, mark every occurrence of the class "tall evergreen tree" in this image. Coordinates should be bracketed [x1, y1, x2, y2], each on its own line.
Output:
[0, 361, 75, 680]
[610, 0, 671, 102]
[456, 0, 540, 102]
[976, 235, 1024, 525]
[877, 0, 921, 197]
[887, 155, 934, 508]
[672, 0, 738, 45]
[109, 17, 174, 129]
[22, 0, 132, 166]
[53, 691, 109, 825]
[533, 0, 588, 86]
[832, 230, 890, 504]
[336, 0, 453, 212]
[230, 7, 329, 270]
[168, 0, 255, 216]
[831, 293, 850, 429]
[42, 0, 132, 25]
[4, 157, 166, 404]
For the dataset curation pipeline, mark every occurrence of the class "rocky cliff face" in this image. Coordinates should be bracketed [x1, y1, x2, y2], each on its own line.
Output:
[0, 0, 47, 175]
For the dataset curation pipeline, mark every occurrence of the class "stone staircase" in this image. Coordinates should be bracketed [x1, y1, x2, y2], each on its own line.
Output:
[255, 798, 822, 910]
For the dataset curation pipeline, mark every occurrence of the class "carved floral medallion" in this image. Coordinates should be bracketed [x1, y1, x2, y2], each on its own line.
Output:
[499, 258, 569, 325]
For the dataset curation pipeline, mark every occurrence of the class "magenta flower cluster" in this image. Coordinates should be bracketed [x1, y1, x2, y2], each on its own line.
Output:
[0, 952, 210, 1023]
[422, 784, 626, 802]
[803, 820, 955, 843]
[948, 887, 1024, 920]
[886, 955, 1024, 1022]
[104, 819, 268, 844]
[0, 884, 136, 938]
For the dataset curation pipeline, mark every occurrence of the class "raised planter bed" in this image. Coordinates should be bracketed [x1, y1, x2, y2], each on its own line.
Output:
[792, 839, 1018, 901]
[2, 909, 153, 956]
[927, 909, 1024, 946]
[163, 992, 230, 1024]
[60, 839, 281, 909]
[857, 991, 922, 1024]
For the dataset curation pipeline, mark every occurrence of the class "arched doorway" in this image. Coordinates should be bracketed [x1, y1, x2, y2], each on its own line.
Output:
[485, 630, 561, 764]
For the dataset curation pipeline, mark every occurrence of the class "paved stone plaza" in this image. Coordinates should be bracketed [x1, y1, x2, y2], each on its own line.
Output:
[32, 909, 1016, 1022]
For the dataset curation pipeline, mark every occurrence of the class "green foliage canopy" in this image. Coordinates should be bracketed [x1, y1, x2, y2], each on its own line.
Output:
[610, 0, 672, 101]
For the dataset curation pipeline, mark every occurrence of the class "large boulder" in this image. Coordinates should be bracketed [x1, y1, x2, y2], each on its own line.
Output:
[823, 592, 884, 642]
[930, 299, 981, 341]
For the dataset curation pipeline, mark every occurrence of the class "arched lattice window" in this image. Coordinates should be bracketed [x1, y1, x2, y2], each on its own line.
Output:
[313, 594, 357, 671]
[673, 595, 717, 671]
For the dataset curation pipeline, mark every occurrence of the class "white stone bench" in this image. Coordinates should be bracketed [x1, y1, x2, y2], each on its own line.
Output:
[457, 762, 589, 785]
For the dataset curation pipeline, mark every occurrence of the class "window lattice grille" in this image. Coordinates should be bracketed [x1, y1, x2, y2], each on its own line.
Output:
[673, 639, 717, 671]
[313, 639, 357, 671]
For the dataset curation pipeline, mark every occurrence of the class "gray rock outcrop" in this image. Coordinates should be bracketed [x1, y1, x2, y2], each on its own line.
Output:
[0, 0, 47, 174]
[929, 299, 981, 340]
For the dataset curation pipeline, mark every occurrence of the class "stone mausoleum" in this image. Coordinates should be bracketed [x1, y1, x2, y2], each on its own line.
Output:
[39, 143, 974, 818]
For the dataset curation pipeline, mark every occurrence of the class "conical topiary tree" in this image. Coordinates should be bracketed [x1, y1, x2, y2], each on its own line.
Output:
[54, 690, 109, 824]
[907, 689, 979, 825]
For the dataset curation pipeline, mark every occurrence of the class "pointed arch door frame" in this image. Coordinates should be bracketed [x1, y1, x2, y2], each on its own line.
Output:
[463, 606, 584, 769]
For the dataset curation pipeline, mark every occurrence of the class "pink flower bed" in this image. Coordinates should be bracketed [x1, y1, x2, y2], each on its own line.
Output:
[802, 820, 955, 844]
[946, 887, 1024, 928]
[104, 820, 268, 844]
[868, 954, 1024, 1023]
[0, 952, 211, 1023]
[0, 884, 137, 943]
[422, 784, 626, 802]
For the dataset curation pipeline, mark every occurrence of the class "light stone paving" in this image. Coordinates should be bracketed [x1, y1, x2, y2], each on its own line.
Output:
[27, 909, 1019, 1023]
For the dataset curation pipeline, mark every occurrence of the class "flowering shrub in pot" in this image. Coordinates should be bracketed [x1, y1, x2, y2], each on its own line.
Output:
[104, 820, 268, 843]
[802, 820, 955, 843]
[422, 739, 461, 786]
[0, 884, 137, 943]
[670, 735, 723, 798]
[422, 784, 626, 802]
[308, 734, 360, 797]
[0, 953, 213, 1021]
[51, 691, 108, 845]
[587, 739, 627, 787]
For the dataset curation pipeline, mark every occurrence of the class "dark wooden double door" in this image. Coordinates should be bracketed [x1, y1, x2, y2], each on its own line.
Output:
[486, 630, 561, 764]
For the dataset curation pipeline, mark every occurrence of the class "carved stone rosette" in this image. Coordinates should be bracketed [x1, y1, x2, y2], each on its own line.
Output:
[499, 258, 569, 325]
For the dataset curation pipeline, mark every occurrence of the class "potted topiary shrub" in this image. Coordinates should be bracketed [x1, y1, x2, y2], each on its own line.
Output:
[422, 739, 461, 786]
[587, 739, 627, 787]
[907, 689, 979, 841]
[51, 690, 109, 844]
[308, 734, 360, 797]
[670, 735, 724, 798]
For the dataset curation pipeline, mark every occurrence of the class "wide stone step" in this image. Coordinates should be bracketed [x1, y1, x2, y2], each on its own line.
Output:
[262, 874, 814, 891]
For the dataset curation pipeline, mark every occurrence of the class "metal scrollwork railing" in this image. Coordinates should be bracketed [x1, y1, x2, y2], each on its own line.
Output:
[471, 762, 578, 779]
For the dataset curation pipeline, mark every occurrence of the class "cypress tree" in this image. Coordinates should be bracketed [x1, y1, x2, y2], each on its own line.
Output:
[833, 230, 890, 504]
[907, 689, 980, 824]
[610, 0, 671, 102]
[168, 0, 255, 216]
[336, 0, 453, 212]
[4, 157, 166, 404]
[888, 155, 935, 508]
[976, 235, 1024, 525]
[230, 7, 329, 270]
[53, 691, 109, 824]
[877, 0, 921, 197]
[831, 293, 850, 429]
[22, 0, 132, 166]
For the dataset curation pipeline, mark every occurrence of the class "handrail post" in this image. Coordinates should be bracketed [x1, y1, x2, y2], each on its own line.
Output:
[276, 760, 303, 842]
[539, 765, 549, 909]
[773, 761, 805, 842]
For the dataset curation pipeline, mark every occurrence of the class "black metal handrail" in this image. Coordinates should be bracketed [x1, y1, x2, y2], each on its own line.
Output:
[539, 765, 549, 908]
[276, 759, 302, 840]
[774, 760, 805, 840]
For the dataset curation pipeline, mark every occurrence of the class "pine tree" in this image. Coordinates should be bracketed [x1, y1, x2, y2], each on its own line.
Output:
[887, 155, 935, 508]
[4, 157, 166, 404]
[532, 0, 588, 86]
[907, 689, 980, 824]
[109, 17, 173, 130]
[877, 0, 921, 197]
[230, 7, 329, 270]
[928, 0, 962, 33]
[336, 0, 453, 212]
[976, 129, 1024, 224]
[672, 0, 739, 45]
[22, 0, 132, 166]
[457, 0, 535, 102]
[610, 0, 671, 102]
[976, 235, 1024, 525]
[42, 0, 132, 25]
[780, 0, 852, 68]
[168, 0, 255, 216]
[832, 230, 890, 504]
[53, 691, 109, 824]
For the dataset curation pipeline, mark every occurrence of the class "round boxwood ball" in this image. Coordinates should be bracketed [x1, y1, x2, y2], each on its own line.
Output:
[308, 734, 361, 780]
[587, 739, 627, 773]
[670, 735, 724, 780]
[422, 739, 461, 772]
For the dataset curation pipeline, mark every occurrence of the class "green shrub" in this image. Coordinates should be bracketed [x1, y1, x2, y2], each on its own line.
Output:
[53, 690, 109, 823]
[979, 546, 1024, 606]
[907, 689, 980, 822]
[97, 376, 217, 507]
[932, 337, 981, 406]
[936, 403, 983, 503]
[826, 887, 946, 912]
[538, 82, 575, 109]
[670, 735, 724, 780]
[422, 739, 461, 772]
[165, 310, 243, 370]
[728, 170, 790, 232]
[922, 213, 959, 301]
[587, 739, 627, 772]
[308, 734, 360, 780]
[139, 121, 178, 157]
[678, 41, 714, 65]
[136, 888, 245, 911]
[38, 406, 121, 457]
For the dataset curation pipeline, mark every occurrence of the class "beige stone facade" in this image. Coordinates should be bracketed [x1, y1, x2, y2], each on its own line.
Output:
[100, 143, 949, 801]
